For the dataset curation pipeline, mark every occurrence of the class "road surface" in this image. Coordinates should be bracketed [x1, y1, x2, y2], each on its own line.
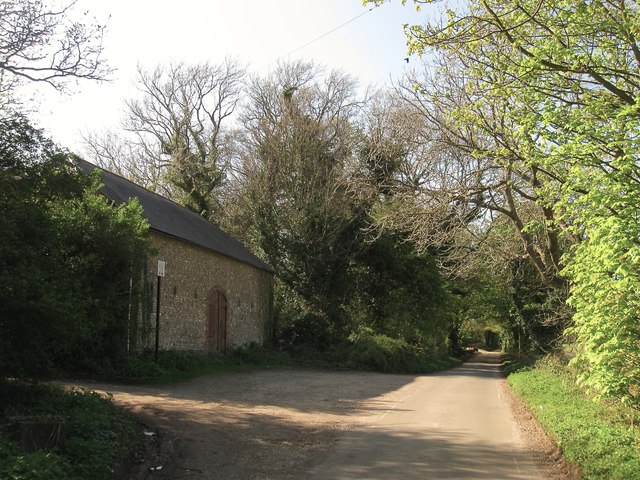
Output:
[70, 351, 546, 479]
[305, 351, 542, 479]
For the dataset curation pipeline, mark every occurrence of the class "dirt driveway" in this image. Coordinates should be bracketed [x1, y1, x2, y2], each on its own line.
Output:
[78, 369, 416, 479]
[71, 357, 578, 479]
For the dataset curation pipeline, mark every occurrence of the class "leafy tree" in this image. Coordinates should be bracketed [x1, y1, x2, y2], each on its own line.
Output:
[372, 0, 640, 407]
[233, 61, 363, 339]
[0, 113, 149, 376]
[227, 62, 449, 351]
[351, 93, 450, 350]
[353, 233, 446, 348]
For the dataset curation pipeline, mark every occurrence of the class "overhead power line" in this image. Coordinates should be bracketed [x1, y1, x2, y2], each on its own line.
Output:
[284, 4, 379, 58]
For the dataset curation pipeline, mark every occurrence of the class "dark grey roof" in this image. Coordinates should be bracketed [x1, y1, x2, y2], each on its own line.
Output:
[76, 159, 273, 273]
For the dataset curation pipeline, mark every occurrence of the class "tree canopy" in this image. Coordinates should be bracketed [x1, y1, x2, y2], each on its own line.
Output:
[0, 0, 110, 105]
[369, 0, 640, 409]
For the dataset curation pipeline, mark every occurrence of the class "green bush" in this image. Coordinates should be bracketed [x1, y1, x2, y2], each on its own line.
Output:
[0, 114, 150, 377]
[343, 328, 457, 373]
[0, 381, 139, 480]
[278, 312, 334, 352]
[0, 445, 68, 480]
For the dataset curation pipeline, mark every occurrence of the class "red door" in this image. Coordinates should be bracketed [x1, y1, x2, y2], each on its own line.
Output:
[207, 289, 227, 352]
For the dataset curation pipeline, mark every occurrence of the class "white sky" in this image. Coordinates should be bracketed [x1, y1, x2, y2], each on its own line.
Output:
[27, 0, 444, 154]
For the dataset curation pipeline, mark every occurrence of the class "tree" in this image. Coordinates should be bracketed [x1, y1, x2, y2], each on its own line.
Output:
[232, 61, 363, 339]
[371, 0, 640, 408]
[0, 113, 149, 376]
[0, 0, 109, 103]
[349, 66, 572, 352]
[225, 64, 450, 353]
[397, 64, 569, 288]
[350, 91, 451, 348]
[84, 59, 244, 220]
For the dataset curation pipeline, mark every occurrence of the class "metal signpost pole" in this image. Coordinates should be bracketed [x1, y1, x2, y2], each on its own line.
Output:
[155, 260, 165, 363]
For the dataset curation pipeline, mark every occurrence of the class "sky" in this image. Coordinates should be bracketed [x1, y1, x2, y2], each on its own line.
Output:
[28, 0, 446, 153]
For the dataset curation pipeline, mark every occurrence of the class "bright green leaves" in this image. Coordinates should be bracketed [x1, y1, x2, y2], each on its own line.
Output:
[391, 0, 640, 407]
[565, 197, 640, 409]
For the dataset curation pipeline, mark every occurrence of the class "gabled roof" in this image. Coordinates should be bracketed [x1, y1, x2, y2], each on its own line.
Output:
[76, 159, 273, 273]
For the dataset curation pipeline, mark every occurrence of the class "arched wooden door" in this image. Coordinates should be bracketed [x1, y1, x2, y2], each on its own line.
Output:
[207, 289, 228, 352]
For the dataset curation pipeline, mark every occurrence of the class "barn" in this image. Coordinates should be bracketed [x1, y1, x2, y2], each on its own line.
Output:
[77, 159, 274, 353]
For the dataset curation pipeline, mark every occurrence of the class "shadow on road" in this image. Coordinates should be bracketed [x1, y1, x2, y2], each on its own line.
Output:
[62, 352, 519, 479]
[435, 351, 505, 379]
[306, 428, 538, 480]
[67, 369, 419, 417]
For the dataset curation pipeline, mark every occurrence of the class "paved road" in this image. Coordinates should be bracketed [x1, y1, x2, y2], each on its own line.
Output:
[67, 351, 544, 479]
[305, 351, 543, 480]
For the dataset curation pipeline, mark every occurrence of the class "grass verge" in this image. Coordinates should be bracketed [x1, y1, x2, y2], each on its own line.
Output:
[508, 360, 640, 479]
[0, 381, 139, 480]
[77, 341, 462, 385]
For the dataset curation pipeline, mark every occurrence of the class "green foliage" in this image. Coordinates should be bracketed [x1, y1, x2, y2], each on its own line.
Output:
[68, 346, 294, 384]
[233, 62, 450, 352]
[343, 328, 458, 373]
[389, 0, 640, 409]
[444, 269, 512, 352]
[565, 212, 640, 410]
[509, 363, 640, 479]
[279, 312, 335, 352]
[354, 234, 447, 345]
[502, 352, 538, 377]
[442, 251, 568, 355]
[0, 381, 139, 480]
[0, 113, 150, 377]
[238, 63, 363, 334]
[508, 258, 569, 353]
[0, 446, 68, 480]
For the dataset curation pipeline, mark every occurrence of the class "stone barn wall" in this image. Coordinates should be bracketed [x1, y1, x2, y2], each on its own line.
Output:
[144, 231, 273, 351]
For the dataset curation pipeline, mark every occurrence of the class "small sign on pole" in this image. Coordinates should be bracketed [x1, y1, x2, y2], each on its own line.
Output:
[157, 260, 166, 277]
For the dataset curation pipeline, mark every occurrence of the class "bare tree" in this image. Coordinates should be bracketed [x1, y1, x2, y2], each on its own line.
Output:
[85, 58, 245, 220]
[0, 0, 110, 100]
[82, 129, 163, 190]
[352, 59, 569, 289]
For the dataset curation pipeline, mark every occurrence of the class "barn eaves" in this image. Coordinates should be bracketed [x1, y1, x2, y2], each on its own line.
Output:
[76, 159, 273, 274]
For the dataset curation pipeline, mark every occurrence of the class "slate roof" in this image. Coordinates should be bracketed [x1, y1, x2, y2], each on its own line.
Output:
[76, 159, 273, 273]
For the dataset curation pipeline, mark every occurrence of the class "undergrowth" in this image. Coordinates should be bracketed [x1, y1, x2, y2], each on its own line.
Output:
[337, 329, 460, 373]
[64, 343, 296, 384]
[282, 329, 462, 374]
[0, 381, 139, 480]
[77, 337, 461, 385]
[508, 356, 640, 479]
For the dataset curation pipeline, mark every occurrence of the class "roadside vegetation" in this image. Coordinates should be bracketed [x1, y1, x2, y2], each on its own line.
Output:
[508, 356, 640, 479]
[66, 340, 462, 386]
[0, 381, 138, 480]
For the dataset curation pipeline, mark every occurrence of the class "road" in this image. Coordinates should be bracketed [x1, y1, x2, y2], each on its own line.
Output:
[305, 351, 543, 479]
[70, 351, 546, 479]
